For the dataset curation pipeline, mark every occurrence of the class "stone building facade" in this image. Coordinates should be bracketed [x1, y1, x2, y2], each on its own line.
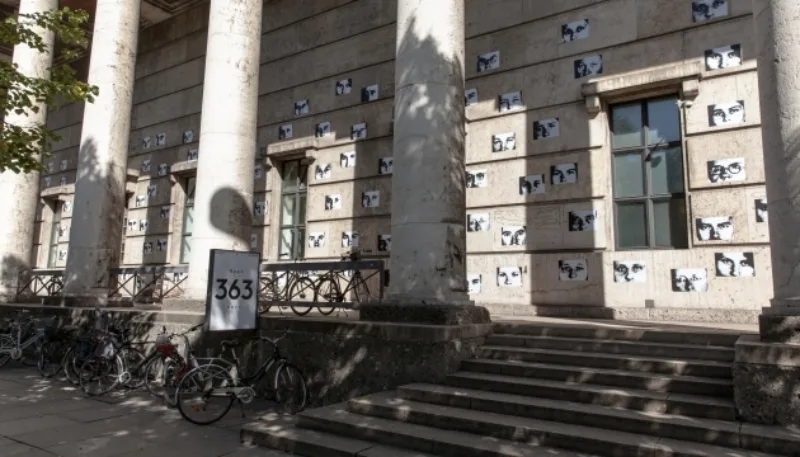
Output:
[0, 0, 791, 322]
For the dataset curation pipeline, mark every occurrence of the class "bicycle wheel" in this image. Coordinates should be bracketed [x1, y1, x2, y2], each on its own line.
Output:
[314, 277, 341, 316]
[121, 347, 146, 389]
[38, 340, 67, 377]
[20, 339, 41, 366]
[145, 356, 183, 406]
[289, 277, 316, 316]
[176, 364, 235, 426]
[79, 355, 123, 396]
[62, 348, 79, 384]
[274, 363, 308, 414]
[353, 274, 373, 304]
[0, 335, 12, 368]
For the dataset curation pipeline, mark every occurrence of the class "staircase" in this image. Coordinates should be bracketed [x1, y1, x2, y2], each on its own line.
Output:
[242, 320, 800, 457]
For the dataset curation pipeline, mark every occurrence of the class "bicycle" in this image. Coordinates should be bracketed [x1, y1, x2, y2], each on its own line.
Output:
[175, 329, 307, 425]
[143, 323, 209, 406]
[0, 315, 59, 369]
[314, 249, 374, 315]
[260, 269, 317, 317]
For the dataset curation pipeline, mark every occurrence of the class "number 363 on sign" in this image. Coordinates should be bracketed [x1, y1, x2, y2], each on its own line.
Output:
[205, 249, 261, 331]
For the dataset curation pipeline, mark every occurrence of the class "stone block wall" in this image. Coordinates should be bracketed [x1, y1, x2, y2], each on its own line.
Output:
[34, 0, 771, 319]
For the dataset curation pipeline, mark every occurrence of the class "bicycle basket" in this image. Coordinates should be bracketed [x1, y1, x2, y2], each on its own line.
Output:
[93, 335, 116, 359]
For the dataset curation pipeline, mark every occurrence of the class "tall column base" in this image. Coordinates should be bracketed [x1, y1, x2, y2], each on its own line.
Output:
[759, 301, 800, 344]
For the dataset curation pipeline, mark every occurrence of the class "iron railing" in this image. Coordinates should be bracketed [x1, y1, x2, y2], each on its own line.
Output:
[15, 269, 65, 301]
[108, 266, 188, 303]
[259, 259, 385, 315]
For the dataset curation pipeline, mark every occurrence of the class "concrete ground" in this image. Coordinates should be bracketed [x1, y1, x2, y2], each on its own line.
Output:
[0, 365, 292, 457]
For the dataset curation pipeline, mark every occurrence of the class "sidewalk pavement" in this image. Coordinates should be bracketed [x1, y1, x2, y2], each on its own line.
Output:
[0, 365, 291, 457]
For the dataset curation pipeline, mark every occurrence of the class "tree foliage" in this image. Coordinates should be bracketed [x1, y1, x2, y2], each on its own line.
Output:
[0, 7, 98, 174]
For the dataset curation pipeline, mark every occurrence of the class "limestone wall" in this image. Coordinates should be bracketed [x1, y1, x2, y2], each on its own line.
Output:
[35, 0, 771, 317]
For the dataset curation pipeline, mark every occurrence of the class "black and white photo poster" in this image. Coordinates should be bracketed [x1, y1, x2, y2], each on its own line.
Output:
[308, 232, 325, 248]
[157, 239, 168, 252]
[361, 84, 379, 102]
[361, 190, 380, 208]
[294, 99, 310, 116]
[613, 261, 646, 283]
[378, 157, 393, 175]
[574, 55, 603, 78]
[534, 118, 560, 140]
[559, 260, 588, 281]
[160, 206, 170, 220]
[279, 124, 293, 140]
[156, 133, 166, 146]
[467, 213, 490, 232]
[755, 199, 768, 223]
[477, 51, 500, 73]
[497, 267, 522, 287]
[707, 158, 745, 183]
[378, 234, 391, 252]
[551, 163, 577, 184]
[696, 216, 733, 241]
[340, 151, 356, 168]
[141, 159, 151, 173]
[206, 250, 260, 332]
[325, 195, 341, 211]
[316, 163, 332, 180]
[569, 210, 597, 232]
[692, 0, 728, 23]
[250, 234, 258, 249]
[315, 122, 331, 138]
[254, 201, 267, 217]
[519, 175, 546, 195]
[158, 164, 169, 177]
[468, 274, 482, 294]
[187, 149, 198, 161]
[501, 226, 527, 246]
[708, 101, 745, 127]
[336, 78, 352, 95]
[672, 268, 708, 292]
[351, 123, 367, 141]
[142, 136, 152, 149]
[715, 252, 755, 277]
[561, 19, 589, 43]
[143, 242, 153, 255]
[466, 170, 488, 188]
[492, 133, 516, 152]
[342, 231, 359, 248]
[498, 91, 523, 112]
[183, 130, 193, 144]
[705, 44, 741, 71]
[465, 88, 478, 107]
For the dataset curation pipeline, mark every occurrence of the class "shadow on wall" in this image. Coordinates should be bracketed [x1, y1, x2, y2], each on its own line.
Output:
[208, 186, 254, 248]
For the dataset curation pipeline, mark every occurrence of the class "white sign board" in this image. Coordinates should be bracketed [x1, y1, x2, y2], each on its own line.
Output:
[205, 249, 261, 332]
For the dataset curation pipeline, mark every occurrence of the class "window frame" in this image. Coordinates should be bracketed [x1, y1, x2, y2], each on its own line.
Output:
[611, 96, 689, 251]
[278, 159, 308, 261]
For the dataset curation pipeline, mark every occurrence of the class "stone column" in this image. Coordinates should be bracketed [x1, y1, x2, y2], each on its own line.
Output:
[752, 0, 800, 337]
[0, 0, 58, 302]
[184, 0, 263, 300]
[389, 0, 468, 304]
[731, 0, 800, 429]
[62, 0, 140, 303]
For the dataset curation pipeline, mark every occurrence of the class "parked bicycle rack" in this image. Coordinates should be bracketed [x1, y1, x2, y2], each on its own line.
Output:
[15, 269, 65, 302]
[108, 266, 189, 303]
[259, 259, 385, 312]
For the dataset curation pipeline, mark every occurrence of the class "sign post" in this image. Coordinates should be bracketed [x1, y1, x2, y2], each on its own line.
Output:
[205, 249, 261, 332]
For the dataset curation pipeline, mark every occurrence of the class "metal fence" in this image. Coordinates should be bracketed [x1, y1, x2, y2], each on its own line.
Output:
[108, 266, 189, 303]
[259, 259, 386, 316]
[15, 269, 65, 301]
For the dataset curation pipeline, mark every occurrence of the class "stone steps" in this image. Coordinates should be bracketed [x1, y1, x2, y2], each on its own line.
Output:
[296, 404, 605, 457]
[396, 383, 800, 455]
[478, 345, 733, 378]
[492, 322, 742, 347]
[460, 358, 733, 397]
[485, 334, 735, 362]
[445, 371, 737, 420]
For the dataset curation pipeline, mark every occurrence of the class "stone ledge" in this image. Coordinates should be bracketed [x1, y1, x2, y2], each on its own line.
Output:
[481, 303, 759, 324]
[735, 334, 800, 367]
[360, 303, 491, 326]
[759, 314, 800, 344]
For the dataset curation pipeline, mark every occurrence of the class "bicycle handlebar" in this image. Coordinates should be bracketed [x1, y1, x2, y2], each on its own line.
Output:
[220, 329, 290, 350]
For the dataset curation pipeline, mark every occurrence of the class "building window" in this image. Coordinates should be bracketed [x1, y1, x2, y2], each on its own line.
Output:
[180, 177, 196, 264]
[279, 160, 308, 260]
[611, 97, 688, 249]
[47, 201, 62, 268]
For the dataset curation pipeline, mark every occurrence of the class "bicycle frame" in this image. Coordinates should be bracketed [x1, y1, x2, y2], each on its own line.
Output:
[0, 324, 45, 354]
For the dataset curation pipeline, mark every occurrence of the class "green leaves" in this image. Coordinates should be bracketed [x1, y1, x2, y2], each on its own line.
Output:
[0, 7, 98, 174]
